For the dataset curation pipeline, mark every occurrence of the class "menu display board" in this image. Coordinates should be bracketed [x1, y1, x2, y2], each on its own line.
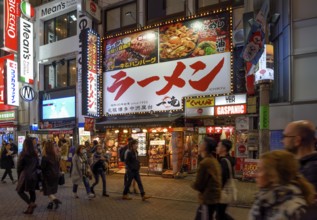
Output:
[103, 11, 231, 72]
[104, 29, 159, 71]
[159, 12, 230, 62]
[149, 140, 165, 173]
[105, 130, 119, 168]
[131, 133, 147, 156]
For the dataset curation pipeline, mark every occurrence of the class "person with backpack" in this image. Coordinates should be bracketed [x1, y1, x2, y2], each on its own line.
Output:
[122, 139, 150, 201]
[216, 139, 236, 220]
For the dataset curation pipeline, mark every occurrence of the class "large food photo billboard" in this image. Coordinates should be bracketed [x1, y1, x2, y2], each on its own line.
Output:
[103, 10, 232, 115]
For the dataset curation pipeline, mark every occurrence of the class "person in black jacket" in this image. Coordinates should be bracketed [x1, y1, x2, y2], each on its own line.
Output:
[41, 141, 62, 210]
[283, 120, 317, 192]
[90, 145, 109, 197]
[1, 143, 16, 183]
[9, 138, 18, 168]
[216, 139, 235, 220]
[122, 139, 150, 201]
[16, 138, 39, 215]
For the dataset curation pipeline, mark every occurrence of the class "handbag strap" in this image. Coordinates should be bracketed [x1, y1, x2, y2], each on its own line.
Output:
[222, 158, 233, 179]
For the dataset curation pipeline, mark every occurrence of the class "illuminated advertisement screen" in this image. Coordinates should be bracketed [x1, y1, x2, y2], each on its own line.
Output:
[42, 96, 75, 120]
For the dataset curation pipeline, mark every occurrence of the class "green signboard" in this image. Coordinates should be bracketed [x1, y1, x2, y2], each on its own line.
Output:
[260, 105, 269, 129]
[0, 111, 16, 121]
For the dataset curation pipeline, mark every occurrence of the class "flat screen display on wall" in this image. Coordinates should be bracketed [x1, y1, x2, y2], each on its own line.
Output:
[42, 96, 75, 120]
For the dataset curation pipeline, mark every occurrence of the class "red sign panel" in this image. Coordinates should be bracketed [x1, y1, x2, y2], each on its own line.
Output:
[215, 104, 247, 116]
[0, 55, 15, 110]
[3, 0, 21, 53]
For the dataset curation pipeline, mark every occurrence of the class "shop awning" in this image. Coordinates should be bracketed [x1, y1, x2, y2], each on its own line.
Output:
[96, 115, 184, 128]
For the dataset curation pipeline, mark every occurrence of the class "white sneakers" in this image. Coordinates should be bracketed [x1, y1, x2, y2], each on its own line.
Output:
[88, 193, 95, 200]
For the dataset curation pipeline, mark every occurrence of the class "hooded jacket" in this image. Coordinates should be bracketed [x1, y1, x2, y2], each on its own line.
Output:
[299, 152, 317, 191]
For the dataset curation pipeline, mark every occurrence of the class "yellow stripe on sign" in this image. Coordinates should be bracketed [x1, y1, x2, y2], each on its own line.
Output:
[185, 97, 215, 108]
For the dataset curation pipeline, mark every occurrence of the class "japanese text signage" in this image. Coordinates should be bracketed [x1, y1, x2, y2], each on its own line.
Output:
[2, 0, 21, 53]
[82, 29, 101, 116]
[104, 52, 231, 115]
[104, 29, 158, 72]
[0, 110, 16, 121]
[19, 17, 34, 84]
[215, 94, 247, 106]
[0, 55, 14, 105]
[255, 44, 274, 83]
[6, 60, 19, 106]
[185, 97, 215, 108]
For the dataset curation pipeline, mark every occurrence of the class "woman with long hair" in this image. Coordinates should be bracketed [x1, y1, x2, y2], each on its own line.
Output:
[1, 143, 16, 184]
[71, 145, 95, 199]
[41, 141, 62, 210]
[250, 150, 316, 220]
[16, 137, 39, 214]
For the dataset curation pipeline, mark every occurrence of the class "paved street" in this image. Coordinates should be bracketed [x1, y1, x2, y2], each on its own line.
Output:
[0, 170, 251, 220]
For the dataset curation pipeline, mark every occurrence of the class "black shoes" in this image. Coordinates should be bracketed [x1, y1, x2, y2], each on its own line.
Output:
[47, 202, 53, 210]
[53, 199, 62, 209]
[102, 193, 110, 197]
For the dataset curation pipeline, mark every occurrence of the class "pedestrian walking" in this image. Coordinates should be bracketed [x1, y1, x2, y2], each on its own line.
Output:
[216, 139, 235, 220]
[16, 137, 39, 214]
[1, 142, 16, 184]
[41, 141, 62, 210]
[71, 145, 95, 199]
[9, 138, 18, 168]
[90, 145, 109, 197]
[60, 139, 69, 173]
[192, 137, 221, 220]
[122, 139, 150, 201]
[249, 150, 315, 220]
[283, 120, 317, 192]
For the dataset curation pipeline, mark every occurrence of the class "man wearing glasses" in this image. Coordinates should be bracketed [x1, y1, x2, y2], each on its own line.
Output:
[283, 120, 317, 191]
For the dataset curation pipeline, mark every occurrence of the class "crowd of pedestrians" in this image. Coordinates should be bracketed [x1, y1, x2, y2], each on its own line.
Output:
[0, 119, 317, 219]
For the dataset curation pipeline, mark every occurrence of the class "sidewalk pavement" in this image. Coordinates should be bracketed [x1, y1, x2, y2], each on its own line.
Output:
[0, 169, 251, 220]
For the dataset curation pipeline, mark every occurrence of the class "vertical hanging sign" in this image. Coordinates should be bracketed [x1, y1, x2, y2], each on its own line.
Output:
[19, 17, 34, 84]
[5, 60, 19, 106]
[2, 0, 21, 53]
[82, 28, 100, 116]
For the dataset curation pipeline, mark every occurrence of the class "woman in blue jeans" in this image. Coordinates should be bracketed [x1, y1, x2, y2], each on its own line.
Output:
[122, 140, 150, 201]
[90, 145, 109, 197]
[71, 145, 95, 199]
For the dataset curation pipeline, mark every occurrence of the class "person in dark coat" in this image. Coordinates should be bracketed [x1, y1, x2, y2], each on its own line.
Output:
[41, 141, 62, 210]
[16, 137, 39, 215]
[1, 143, 16, 183]
[216, 139, 235, 220]
[90, 145, 109, 197]
[9, 138, 18, 168]
[122, 140, 150, 201]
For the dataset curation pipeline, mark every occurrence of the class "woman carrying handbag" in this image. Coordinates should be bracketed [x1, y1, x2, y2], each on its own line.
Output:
[216, 139, 237, 220]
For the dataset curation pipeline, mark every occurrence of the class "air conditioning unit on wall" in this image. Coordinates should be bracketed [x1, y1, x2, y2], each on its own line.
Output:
[233, 29, 244, 47]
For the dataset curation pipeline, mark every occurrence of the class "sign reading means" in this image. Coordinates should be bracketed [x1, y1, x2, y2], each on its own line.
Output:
[215, 94, 247, 106]
[19, 17, 34, 84]
[38, 0, 77, 19]
[6, 60, 19, 106]
[20, 85, 36, 102]
[215, 104, 247, 116]
[105, 52, 231, 115]
[2, 0, 21, 53]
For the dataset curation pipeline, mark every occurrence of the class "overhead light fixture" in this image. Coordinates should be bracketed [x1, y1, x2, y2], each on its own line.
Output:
[70, 15, 77, 21]
[163, 128, 168, 132]
[142, 129, 147, 133]
[123, 129, 128, 133]
[114, 130, 119, 133]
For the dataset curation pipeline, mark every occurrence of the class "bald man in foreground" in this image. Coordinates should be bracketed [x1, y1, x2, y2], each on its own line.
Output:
[283, 120, 317, 191]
